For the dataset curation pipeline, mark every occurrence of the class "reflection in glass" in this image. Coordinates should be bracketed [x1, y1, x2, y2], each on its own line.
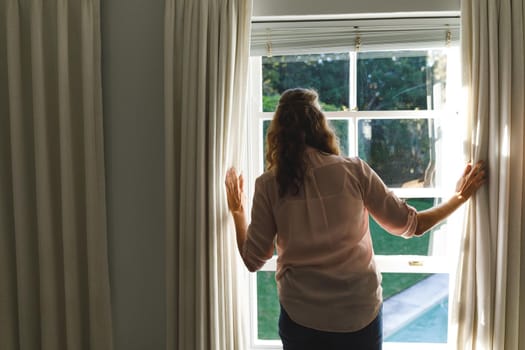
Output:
[262, 53, 350, 112]
[358, 118, 435, 188]
[357, 50, 448, 111]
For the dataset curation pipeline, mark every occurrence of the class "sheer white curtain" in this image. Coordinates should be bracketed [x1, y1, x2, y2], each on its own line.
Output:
[453, 0, 525, 349]
[0, 1, 113, 350]
[164, 0, 252, 349]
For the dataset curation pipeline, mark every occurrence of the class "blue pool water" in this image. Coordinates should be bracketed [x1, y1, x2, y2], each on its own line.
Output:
[385, 298, 448, 343]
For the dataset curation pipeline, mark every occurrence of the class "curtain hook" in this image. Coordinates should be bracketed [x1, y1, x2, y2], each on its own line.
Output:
[446, 29, 451, 48]
[266, 28, 273, 57]
[354, 26, 361, 52]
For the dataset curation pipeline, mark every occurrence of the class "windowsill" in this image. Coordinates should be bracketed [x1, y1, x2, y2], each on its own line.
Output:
[260, 254, 452, 273]
[384, 343, 450, 350]
[251, 339, 451, 350]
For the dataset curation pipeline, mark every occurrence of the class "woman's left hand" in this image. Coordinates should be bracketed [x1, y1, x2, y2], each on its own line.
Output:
[225, 167, 245, 214]
[455, 160, 487, 201]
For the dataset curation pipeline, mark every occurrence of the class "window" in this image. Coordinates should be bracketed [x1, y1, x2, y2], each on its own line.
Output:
[246, 42, 464, 350]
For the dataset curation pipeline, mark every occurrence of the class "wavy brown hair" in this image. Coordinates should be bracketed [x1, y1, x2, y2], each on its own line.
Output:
[266, 88, 340, 197]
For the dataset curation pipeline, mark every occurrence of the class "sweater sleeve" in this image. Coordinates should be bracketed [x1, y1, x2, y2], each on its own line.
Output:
[358, 159, 418, 238]
[243, 176, 277, 271]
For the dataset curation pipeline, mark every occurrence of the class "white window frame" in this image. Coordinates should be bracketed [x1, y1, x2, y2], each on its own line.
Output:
[245, 46, 464, 350]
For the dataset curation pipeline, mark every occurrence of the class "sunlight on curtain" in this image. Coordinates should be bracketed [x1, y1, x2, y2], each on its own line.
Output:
[452, 0, 525, 349]
[0, 1, 113, 349]
[164, 0, 252, 349]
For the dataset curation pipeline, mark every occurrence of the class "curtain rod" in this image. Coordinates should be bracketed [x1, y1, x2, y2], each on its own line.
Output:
[252, 15, 460, 24]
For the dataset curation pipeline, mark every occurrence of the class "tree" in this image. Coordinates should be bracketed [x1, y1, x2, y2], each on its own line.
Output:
[262, 53, 350, 112]
[261, 51, 448, 186]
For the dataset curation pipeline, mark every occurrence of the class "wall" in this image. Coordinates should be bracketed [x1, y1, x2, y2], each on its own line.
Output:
[98, 1, 460, 349]
[101, 0, 166, 349]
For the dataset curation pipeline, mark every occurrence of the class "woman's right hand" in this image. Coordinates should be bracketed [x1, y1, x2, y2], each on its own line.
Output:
[455, 161, 487, 201]
[225, 167, 245, 214]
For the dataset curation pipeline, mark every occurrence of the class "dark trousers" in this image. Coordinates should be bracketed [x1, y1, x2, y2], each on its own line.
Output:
[279, 305, 383, 350]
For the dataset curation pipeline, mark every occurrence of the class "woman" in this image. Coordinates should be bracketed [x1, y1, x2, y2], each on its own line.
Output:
[225, 88, 485, 350]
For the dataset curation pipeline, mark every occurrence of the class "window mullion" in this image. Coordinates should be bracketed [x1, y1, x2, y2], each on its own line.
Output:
[349, 51, 357, 111]
[349, 51, 358, 157]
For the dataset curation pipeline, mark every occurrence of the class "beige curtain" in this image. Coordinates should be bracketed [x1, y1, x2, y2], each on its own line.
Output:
[453, 0, 525, 349]
[0, 1, 113, 349]
[164, 0, 252, 349]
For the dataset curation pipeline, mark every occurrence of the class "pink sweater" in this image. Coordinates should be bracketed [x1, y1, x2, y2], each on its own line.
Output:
[243, 147, 418, 332]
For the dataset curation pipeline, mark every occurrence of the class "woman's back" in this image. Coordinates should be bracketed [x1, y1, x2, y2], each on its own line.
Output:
[248, 147, 418, 332]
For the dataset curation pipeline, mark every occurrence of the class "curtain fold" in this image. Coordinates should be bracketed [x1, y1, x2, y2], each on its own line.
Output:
[164, 0, 252, 349]
[453, 0, 525, 349]
[0, 1, 113, 349]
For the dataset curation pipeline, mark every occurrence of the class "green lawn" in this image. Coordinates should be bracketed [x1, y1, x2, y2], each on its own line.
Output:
[256, 198, 438, 340]
[257, 272, 281, 339]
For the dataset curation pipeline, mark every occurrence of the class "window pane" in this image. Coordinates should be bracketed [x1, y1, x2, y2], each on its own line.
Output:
[257, 271, 279, 340]
[262, 120, 271, 170]
[371, 198, 439, 255]
[329, 119, 349, 156]
[256, 272, 449, 343]
[358, 118, 436, 188]
[262, 119, 349, 164]
[357, 50, 448, 111]
[262, 53, 350, 112]
[383, 273, 449, 343]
